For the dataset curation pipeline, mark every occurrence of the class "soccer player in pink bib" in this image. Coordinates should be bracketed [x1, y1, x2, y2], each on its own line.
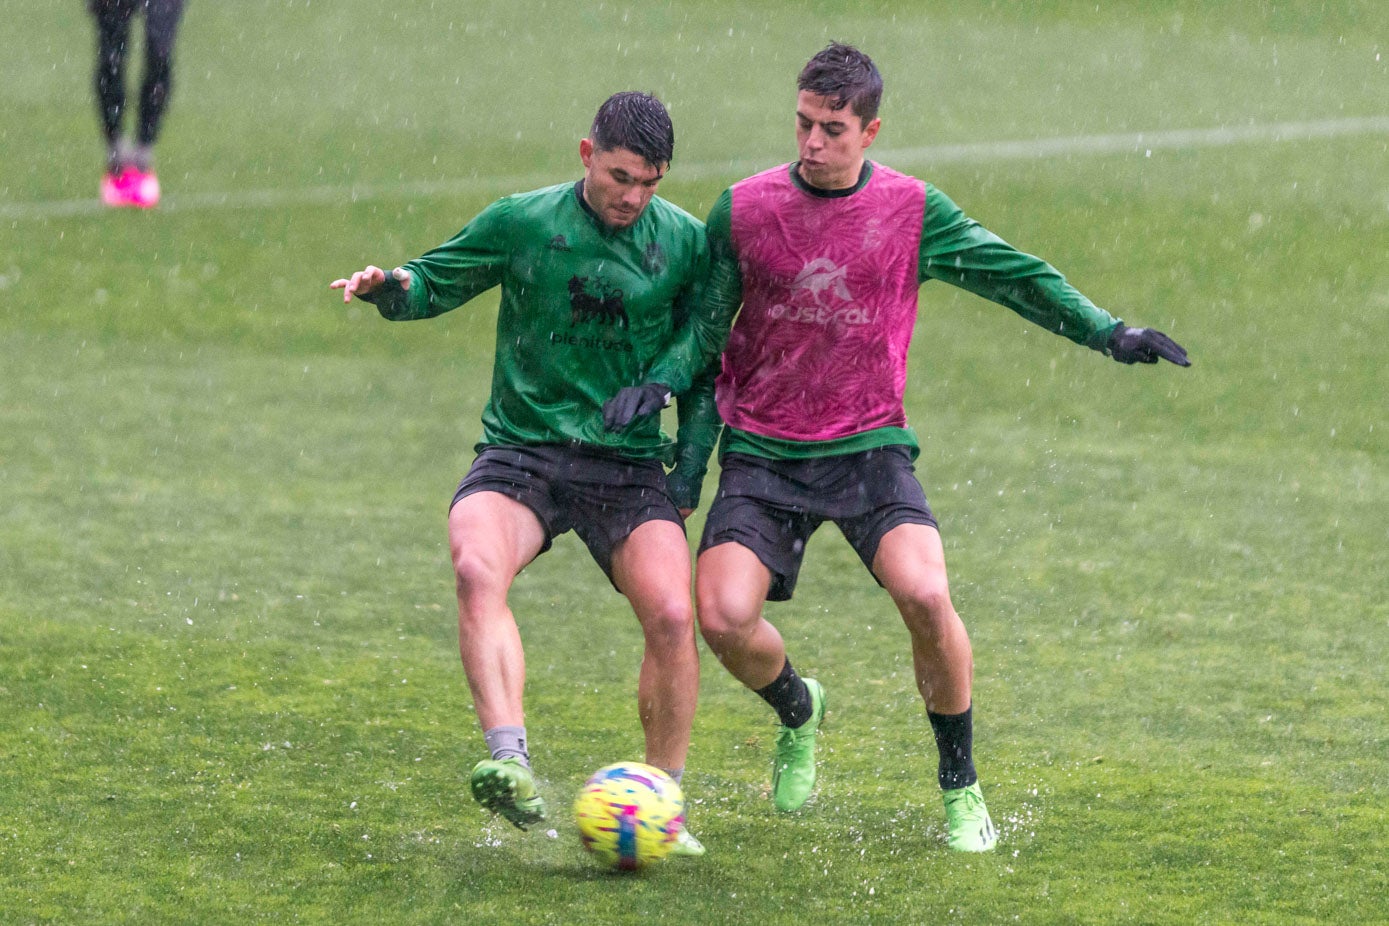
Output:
[605, 43, 1190, 852]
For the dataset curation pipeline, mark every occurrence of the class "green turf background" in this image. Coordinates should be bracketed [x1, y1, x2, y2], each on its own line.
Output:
[2, 2, 1385, 922]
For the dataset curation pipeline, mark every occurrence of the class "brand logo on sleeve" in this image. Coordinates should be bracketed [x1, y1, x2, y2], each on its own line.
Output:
[641, 242, 667, 275]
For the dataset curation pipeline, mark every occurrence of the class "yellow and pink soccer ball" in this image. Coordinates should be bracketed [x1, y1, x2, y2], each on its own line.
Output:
[574, 762, 685, 871]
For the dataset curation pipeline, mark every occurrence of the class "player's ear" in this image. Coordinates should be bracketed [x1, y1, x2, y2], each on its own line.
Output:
[579, 137, 595, 168]
[861, 117, 882, 149]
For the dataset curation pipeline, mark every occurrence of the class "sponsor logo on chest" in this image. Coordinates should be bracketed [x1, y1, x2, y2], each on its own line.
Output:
[546, 274, 635, 353]
[766, 258, 875, 326]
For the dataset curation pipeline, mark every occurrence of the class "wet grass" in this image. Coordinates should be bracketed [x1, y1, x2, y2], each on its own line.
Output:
[2, 1, 1386, 923]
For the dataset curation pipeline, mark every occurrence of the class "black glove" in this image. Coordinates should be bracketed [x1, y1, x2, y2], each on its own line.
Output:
[602, 382, 671, 431]
[354, 267, 404, 306]
[1107, 326, 1191, 366]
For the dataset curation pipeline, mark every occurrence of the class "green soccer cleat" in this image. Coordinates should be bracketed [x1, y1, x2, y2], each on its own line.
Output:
[670, 826, 706, 858]
[942, 782, 998, 852]
[771, 678, 825, 812]
[470, 757, 547, 830]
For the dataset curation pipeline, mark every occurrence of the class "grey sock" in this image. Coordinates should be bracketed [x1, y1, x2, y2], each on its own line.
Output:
[660, 767, 684, 785]
[107, 140, 128, 173]
[131, 143, 154, 172]
[483, 725, 530, 766]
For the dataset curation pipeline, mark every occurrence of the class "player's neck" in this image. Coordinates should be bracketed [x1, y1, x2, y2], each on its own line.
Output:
[800, 160, 860, 191]
[791, 160, 872, 198]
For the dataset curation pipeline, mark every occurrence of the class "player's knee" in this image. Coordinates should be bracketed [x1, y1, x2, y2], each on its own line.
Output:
[896, 582, 956, 632]
[695, 619, 727, 654]
[695, 604, 754, 654]
[452, 547, 506, 599]
[639, 600, 695, 651]
[694, 587, 730, 638]
[918, 585, 954, 617]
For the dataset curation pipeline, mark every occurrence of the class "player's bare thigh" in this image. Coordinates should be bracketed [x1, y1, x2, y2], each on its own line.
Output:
[449, 490, 547, 590]
[611, 518, 693, 621]
[695, 541, 773, 628]
[871, 521, 954, 615]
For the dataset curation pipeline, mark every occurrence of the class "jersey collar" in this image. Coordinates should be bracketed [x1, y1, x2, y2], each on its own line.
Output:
[789, 160, 874, 198]
[573, 179, 634, 236]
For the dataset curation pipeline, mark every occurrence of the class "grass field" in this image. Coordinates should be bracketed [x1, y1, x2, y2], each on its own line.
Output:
[2, 2, 1386, 923]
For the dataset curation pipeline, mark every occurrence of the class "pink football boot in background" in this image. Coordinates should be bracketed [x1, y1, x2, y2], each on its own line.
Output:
[100, 167, 160, 208]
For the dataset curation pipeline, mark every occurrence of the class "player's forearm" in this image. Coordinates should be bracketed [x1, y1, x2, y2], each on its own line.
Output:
[382, 209, 509, 320]
[647, 259, 740, 393]
[649, 188, 739, 394]
[949, 253, 1123, 348]
[667, 368, 721, 509]
[920, 185, 1122, 348]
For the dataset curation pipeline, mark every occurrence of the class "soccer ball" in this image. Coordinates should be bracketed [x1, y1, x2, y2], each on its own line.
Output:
[574, 762, 685, 871]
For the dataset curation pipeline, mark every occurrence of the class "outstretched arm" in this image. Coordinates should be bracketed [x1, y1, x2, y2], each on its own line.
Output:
[330, 196, 514, 321]
[919, 184, 1190, 367]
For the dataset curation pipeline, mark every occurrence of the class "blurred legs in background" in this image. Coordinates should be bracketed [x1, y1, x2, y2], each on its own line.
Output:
[91, 0, 186, 207]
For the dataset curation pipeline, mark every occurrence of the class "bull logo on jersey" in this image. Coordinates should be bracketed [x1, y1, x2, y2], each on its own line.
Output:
[567, 275, 629, 328]
[792, 258, 852, 308]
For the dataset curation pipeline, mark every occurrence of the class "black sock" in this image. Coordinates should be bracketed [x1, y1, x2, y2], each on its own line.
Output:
[927, 705, 977, 790]
[755, 658, 814, 728]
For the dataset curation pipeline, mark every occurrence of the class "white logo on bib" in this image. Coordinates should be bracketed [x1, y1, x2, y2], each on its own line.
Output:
[766, 257, 874, 326]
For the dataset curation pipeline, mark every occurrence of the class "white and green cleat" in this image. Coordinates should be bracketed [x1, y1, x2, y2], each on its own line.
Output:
[771, 678, 826, 812]
[670, 826, 706, 858]
[942, 782, 998, 852]
[470, 757, 547, 831]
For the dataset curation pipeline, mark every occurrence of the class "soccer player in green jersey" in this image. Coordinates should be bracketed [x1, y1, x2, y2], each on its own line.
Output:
[331, 92, 715, 856]
[607, 45, 1190, 852]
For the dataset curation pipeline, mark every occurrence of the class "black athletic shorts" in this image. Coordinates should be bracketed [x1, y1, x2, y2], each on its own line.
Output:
[698, 446, 937, 602]
[451, 444, 683, 584]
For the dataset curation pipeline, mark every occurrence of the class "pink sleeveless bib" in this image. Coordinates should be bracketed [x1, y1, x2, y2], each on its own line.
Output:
[719, 163, 927, 441]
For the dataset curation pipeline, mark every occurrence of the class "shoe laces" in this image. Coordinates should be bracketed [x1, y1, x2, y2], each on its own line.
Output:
[776, 721, 815, 747]
[945, 786, 986, 817]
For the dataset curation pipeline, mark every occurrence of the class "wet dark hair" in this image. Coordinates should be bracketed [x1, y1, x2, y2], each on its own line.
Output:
[797, 42, 883, 125]
[589, 91, 675, 168]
